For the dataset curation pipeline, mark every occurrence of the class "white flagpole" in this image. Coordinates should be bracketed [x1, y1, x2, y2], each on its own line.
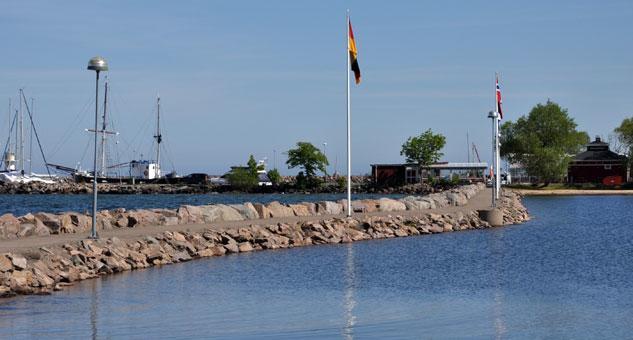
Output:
[346, 10, 352, 217]
[495, 73, 501, 200]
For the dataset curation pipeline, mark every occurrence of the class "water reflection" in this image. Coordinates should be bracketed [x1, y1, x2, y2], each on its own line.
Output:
[342, 243, 357, 340]
[90, 279, 99, 340]
[491, 229, 506, 340]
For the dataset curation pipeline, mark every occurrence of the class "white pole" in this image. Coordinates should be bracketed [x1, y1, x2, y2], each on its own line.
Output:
[495, 74, 501, 200]
[19, 89, 23, 173]
[491, 114, 496, 206]
[346, 10, 352, 217]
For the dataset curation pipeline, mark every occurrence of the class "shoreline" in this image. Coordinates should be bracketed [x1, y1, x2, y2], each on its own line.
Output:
[511, 189, 633, 196]
[0, 186, 529, 298]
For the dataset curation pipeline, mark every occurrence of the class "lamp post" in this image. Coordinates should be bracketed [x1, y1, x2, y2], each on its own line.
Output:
[87, 56, 108, 239]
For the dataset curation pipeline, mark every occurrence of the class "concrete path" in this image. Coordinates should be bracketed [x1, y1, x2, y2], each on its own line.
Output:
[0, 189, 495, 253]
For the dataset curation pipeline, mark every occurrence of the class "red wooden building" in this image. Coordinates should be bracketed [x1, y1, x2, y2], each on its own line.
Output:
[567, 137, 628, 185]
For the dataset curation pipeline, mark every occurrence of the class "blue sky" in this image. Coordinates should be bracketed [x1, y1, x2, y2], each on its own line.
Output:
[1, 1, 632, 175]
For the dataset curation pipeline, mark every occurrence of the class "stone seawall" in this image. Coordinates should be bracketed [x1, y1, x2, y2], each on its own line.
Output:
[0, 186, 529, 298]
[1, 184, 484, 240]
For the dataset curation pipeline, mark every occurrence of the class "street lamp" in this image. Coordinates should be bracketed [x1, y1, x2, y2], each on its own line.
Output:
[87, 56, 108, 239]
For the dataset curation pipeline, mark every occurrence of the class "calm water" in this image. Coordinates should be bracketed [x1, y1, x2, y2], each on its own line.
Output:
[1, 193, 404, 216]
[1, 196, 633, 339]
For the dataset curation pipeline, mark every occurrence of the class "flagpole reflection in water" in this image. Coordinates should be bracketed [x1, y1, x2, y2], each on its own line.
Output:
[90, 279, 99, 340]
[342, 243, 357, 340]
[491, 228, 507, 339]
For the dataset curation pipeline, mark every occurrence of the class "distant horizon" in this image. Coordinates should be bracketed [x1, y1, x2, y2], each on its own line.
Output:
[1, 1, 632, 176]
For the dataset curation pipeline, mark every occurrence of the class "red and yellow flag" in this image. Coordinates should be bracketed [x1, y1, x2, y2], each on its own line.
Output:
[348, 20, 361, 84]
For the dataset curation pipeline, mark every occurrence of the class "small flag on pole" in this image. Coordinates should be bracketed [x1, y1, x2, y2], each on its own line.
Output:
[348, 20, 361, 84]
[496, 75, 503, 119]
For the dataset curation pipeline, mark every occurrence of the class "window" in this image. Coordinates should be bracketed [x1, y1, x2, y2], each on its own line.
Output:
[405, 168, 418, 184]
[604, 164, 612, 170]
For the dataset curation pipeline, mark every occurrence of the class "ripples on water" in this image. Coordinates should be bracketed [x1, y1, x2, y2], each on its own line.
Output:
[0, 193, 404, 216]
[1, 196, 633, 338]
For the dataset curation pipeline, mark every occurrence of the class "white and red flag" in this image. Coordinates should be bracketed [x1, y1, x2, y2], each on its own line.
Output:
[496, 75, 503, 119]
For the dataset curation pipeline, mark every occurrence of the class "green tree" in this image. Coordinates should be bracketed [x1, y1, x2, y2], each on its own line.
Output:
[247, 155, 258, 177]
[400, 129, 446, 181]
[614, 117, 633, 157]
[226, 168, 258, 191]
[500, 100, 589, 184]
[286, 142, 329, 182]
[267, 168, 281, 185]
[335, 176, 347, 192]
[227, 155, 260, 191]
[614, 117, 633, 175]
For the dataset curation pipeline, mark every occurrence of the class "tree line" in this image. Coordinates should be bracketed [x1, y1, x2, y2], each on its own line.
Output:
[501, 100, 633, 184]
[228, 100, 633, 190]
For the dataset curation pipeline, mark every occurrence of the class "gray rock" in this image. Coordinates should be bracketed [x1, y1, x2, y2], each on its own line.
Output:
[10, 254, 27, 270]
[0, 254, 12, 272]
[317, 201, 343, 215]
[378, 198, 407, 212]
[230, 203, 260, 220]
[266, 202, 295, 218]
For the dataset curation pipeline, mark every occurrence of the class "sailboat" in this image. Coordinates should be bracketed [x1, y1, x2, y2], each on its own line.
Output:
[48, 84, 206, 185]
[65, 85, 165, 184]
[1, 89, 55, 184]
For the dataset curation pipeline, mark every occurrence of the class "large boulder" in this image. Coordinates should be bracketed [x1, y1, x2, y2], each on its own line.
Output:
[266, 202, 295, 218]
[153, 209, 180, 225]
[0, 254, 12, 272]
[69, 213, 91, 232]
[358, 200, 380, 213]
[197, 204, 245, 223]
[446, 192, 468, 206]
[428, 193, 449, 208]
[378, 198, 406, 212]
[230, 203, 260, 220]
[0, 214, 20, 239]
[177, 205, 202, 224]
[33, 213, 61, 233]
[288, 204, 311, 216]
[9, 254, 27, 270]
[17, 224, 35, 238]
[252, 203, 271, 219]
[127, 210, 162, 227]
[317, 201, 343, 215]
[459, 185, 479, 199]
[401, 197, 432, 210]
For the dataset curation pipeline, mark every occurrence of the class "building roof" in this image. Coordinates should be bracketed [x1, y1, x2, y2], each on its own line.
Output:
[572, 137, 626, 161]
[371, 162, 489, 170]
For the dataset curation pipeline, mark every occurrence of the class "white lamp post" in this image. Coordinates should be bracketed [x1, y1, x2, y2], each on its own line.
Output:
[87, 56, 108, 239]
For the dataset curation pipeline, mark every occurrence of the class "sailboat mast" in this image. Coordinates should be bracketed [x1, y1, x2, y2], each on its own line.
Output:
[14, 109, 18, 164]
[100, 80, 109, 176]
[29, 98, 34, 175]
[154, 95, 161, 177]
[18, 89, 24, 173]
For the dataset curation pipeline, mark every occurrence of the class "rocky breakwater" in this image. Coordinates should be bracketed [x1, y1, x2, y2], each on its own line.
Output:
[0, 180, 207, 195]
[0, 185, 529, 297]
[0, 184, 486, 240]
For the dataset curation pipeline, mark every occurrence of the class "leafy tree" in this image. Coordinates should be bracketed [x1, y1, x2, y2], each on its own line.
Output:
[227, 155, 260, 191]
[286, 142, 329, 181]
[614, 117, 633, 157]
[336, 176, 347, 192]
[500, 100, 589, 184]
[400, 129, 446, 180]
[247, 155, 258, 177]
[226, 168, 258, 191]
[614, 117, 633, 175]
[267, 168, 281, 185]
